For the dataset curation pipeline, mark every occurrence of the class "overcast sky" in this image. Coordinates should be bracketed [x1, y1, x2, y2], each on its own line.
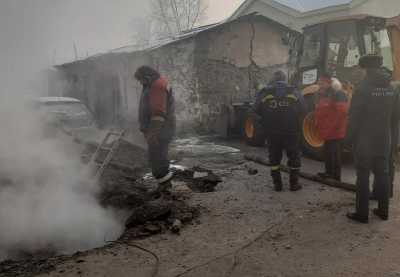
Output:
[0, 0, 244, 93]
[0, 0, 244, 69]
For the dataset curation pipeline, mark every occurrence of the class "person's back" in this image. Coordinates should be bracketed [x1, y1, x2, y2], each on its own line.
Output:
[255, 81, 304, 136]
[350, 68, 399, 158]
[315, 78, 348, 142]
[254, 71, 305, 192]
[346, 55, 400, 223]
[314, 74, 348, 181]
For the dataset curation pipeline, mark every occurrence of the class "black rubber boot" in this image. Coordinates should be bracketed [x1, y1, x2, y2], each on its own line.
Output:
[290, 169, 302, 192]
[271, 170, 283, 192]
[159, 180, 172, 191]
[346, 212, 369, 224]
[373, 208, 388, 221]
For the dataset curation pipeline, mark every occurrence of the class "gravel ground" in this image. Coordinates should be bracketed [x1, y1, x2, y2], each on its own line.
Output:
[4, 137, 400, 277]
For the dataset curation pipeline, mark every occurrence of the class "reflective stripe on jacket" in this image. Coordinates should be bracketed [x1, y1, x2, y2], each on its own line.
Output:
[254, 81, 306, 135]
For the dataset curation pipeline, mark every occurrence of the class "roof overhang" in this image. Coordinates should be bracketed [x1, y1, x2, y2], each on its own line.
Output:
[229, 0, 370, 20]
[56, 13, 296, 68]
[38, 97, 81, 104]
[303, 14, 385, 29]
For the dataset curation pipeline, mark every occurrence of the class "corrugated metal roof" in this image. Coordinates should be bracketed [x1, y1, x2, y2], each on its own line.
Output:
[274, 0, 352, 12]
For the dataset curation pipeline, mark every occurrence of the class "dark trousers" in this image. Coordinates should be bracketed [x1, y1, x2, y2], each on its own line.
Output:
[148, 139, 171, 181]
[372, 154, 395, 198]
[323, 140, 342, 181]
[389, 159, 395, 197]
[268, 134, 301, 170]
[355, 156, 390, 218]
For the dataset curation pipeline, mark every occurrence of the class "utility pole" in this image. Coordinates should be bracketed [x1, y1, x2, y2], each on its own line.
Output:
[52, 49, 57, 65]
[73, 43, 79, 60]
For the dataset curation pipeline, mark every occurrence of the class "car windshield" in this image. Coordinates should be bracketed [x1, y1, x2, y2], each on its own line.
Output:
[363, 27, 393, 70]
[41, 102, 94, 129]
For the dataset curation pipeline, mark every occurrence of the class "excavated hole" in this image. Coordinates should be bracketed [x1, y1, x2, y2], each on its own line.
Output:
[0, 139, 222, 277]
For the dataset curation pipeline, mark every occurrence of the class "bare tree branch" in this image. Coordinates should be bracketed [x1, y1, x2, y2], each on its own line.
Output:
[132, 0, 208, 43]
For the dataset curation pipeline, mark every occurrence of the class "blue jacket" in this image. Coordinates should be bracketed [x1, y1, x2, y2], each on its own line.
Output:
[254, 81, 306, 135]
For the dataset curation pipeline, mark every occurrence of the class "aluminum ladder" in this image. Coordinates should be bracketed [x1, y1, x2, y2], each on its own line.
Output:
[89, 130, 125, 179]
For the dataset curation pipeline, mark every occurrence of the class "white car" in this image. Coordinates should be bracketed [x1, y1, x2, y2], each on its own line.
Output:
[37, 97, 102, 144]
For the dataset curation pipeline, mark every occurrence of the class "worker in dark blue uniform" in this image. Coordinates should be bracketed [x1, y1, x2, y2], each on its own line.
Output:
[346, 55, 400, 223]
[254, 71, 306, 192]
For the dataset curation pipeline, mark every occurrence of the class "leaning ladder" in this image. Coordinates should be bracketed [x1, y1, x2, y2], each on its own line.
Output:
[89, 130, 125, 179]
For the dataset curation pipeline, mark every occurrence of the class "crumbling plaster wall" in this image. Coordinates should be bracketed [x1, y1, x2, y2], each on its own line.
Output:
[194, 18, 291, 132]
[58, 52, 151, 129]
[57, 18, 293, 135]
[60, 58, 120, 127]
[113, 52, 151, 125]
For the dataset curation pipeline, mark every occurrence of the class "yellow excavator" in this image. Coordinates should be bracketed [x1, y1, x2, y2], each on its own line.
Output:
[244, 14, 400, 158]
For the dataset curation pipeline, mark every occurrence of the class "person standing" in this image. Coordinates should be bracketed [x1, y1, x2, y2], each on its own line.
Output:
[254, 70, 306, 192]
[315, 73, 349, 181]
[371, 126, 398, 200]
[134, 66, 176, 192]
[346, 55, 400, 223]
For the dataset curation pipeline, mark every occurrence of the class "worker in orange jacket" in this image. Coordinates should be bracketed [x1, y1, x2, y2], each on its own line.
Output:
[135, 66, 176, 192]
[314, 73, 349, 181]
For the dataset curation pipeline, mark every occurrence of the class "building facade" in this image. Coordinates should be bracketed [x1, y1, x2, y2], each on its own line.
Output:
[56, 15, 294, 134]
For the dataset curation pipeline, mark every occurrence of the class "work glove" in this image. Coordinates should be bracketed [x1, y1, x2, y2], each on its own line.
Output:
[145, 120, 164, 146]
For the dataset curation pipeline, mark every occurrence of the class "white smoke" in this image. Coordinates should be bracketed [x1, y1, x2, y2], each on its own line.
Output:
[0, 0, 149, 260]
[0, 92, 124, 260]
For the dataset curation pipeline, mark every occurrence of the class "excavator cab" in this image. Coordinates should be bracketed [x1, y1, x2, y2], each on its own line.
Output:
[298, 15, 397, 158]
[241, 15, 400, 151]
[299, 16, 392, 87]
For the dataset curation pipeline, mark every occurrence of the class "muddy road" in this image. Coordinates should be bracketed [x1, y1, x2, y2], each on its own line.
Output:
[4, 137, 400, 277]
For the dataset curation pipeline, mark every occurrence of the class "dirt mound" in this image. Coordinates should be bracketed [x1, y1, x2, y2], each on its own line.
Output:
[90, 140, 152, 209]
[99, 164, 150, 209]
[0, 257, 58, 277]
[123, 198, 200, 239]
[173, 166, 222, 192]
[0, 140, 220, 276]
[0, 245, 116, 277]
[83, 139, 148, 170]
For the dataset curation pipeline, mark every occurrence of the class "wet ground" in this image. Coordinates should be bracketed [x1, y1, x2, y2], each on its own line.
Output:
[3, 136, 400, 277]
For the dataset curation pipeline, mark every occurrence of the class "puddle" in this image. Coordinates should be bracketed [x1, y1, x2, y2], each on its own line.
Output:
[173, 137, 240, 156]
[143, 164, 188, 181]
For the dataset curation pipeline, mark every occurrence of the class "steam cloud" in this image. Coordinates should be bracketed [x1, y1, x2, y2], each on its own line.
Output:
[0, 0, 142, 260]
[0, 93, 124, 260]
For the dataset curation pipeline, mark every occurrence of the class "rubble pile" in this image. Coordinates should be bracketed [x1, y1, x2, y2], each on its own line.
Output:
[0, 246, 116, 277]
[0, 139, 222, 276]
[0, 258, 58, 277]
[93, 140, 222, 239]
[123, 198, 200, 238]
[99, 167, 150, 210]
[173, 166, 222, 193]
